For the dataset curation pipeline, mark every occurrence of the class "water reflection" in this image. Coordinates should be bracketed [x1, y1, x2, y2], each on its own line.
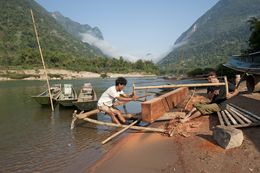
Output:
[0, 77, 170, 172]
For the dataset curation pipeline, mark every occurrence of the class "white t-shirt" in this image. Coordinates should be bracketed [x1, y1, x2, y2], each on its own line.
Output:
[97, 86, 124, 107]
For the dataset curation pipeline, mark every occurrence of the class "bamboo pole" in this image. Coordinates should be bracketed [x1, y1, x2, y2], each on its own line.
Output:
[101, 120, 139, 144]
[224, 76, 229, 97]
[83, 117, 166, 133]
[183, 88, 196, 111]
[30, 9, 54, 112]
[134, 82, 226, 90]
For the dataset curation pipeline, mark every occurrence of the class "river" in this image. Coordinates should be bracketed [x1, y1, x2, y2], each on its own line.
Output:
[0, 77, 172, 173]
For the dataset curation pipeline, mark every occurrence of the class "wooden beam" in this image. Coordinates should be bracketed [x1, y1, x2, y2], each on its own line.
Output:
[228, 107, 252, 123]
[221, 111, 231, 126]
[228, 105, 258, 122]
[228, 122, 260, 128]
[76, 109, 100, 119]
[217, 111, 225, 126]
[224, 110, 238, 125]
[226, 108, 246, 125]
[134, 82, 226, 90]
[101, 120, 139, 144]
[83, 117, 166, 133]
[141, 87, 189, 123]
[228, 103, 260, 121]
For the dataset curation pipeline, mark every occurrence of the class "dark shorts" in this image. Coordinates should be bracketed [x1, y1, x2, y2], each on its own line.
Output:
[194, 102, 221, 115]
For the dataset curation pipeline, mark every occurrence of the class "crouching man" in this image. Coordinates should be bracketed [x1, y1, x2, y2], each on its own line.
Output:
[97, 77, 139, 124]
[181, 71, 239, 123]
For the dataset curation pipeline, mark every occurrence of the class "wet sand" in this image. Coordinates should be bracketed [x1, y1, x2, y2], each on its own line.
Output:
[87, 89, 260, 173]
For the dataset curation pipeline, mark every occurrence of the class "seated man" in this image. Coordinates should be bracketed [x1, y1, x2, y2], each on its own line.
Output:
[181, 71, 239, 123]
[97, 77, 139, 124]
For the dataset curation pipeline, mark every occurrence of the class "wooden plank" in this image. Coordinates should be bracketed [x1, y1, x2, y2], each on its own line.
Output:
[228, 122, 260, 128]
[76, 109, 100, 119]
[83, 117, 166, 133]
[134, 82, 226, 90]
[228, 106, 258, 122]
[221, 111, 231, 126]
[101, 120, 139, 144]
[156, 112, 186, 121]
[228, 107, 252, 123]
[165, 96, 173, 110]
[141, 87, 188, 123]
[229, 103, 260, 121]
[224, 110, 238, 125]
[217, 111, 225, 126]
[141, 97, 166, 122]
[161, 98, 170, 112]
[226, 108, 246, 125]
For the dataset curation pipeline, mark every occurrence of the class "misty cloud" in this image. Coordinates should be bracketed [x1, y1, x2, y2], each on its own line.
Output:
[80, 32, 159, 62]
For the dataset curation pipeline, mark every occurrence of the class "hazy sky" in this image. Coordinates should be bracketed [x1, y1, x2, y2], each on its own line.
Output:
[36, 0, 219, 61]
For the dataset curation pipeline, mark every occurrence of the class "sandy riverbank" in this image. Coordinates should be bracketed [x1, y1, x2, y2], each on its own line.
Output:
[87, 87, 260, 173]
[0, 69, 156, 81]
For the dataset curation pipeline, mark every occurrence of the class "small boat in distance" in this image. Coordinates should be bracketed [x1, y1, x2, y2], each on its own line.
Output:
[58, 84, 78, 107]
[73, 83, 98, 111]
[32, 84, 61, 105]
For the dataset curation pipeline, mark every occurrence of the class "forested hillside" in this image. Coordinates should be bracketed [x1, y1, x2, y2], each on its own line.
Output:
[158, 0, 260, 74]
[0, 0, 158, 74]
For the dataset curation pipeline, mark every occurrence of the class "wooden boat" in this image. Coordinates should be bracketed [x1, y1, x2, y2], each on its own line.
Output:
[224, 51, 260, 92]
[224, 51, 260, 75]
[73, 83, 98, 111]
[31, 84, 61, 105]
[58, 84, 78, 107]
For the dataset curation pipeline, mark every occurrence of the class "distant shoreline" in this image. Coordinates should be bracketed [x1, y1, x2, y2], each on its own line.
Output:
[0, 69, 156, 81]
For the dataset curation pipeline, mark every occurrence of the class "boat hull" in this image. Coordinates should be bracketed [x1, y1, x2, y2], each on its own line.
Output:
[59, 99, 78, 107]
[73, 100, 97, 111]
[31, 85, 61, 106]
[57, 84, 78, 107]
[73, 83, 98, 111]
[224, 52, 260, 75]
[32, 96, 54, 105]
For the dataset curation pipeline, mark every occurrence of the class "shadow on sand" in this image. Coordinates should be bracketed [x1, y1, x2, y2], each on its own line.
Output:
[197, 93, 260, 151]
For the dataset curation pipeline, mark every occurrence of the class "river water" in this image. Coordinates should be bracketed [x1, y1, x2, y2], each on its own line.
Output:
[0, 77, 172, 173]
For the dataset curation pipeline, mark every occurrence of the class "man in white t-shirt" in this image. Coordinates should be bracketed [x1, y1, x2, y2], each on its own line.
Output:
[97, 77, 139, 124]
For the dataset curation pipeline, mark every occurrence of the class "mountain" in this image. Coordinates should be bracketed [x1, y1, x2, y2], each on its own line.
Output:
[158, 0, 260, 74]
[51, 11, 104, 41]
[0, 0, 104, 69]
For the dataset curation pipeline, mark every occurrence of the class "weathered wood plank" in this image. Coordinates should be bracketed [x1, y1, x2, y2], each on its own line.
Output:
[83, 117, 166, 133]
[228, 122, 260, 128]
[224, 110, 238, 125]
[134, 82, 226, 90]
[141, 97, 167, 122]
[229, 103, 260, 121]
[228, 107, 252, 123]
[221, 111, 231, 126]
[141, 87, 189, 123]
[101, 120, 139, 144]
[76, 109, 100, 119]
[229, 106, 258, 122]
[226, 108, 246, 125]
[217, 111, 225, 126]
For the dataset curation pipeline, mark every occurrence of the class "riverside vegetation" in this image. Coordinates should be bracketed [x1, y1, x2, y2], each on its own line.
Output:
[0, 0, 159, 77]
[0, 0, 260, 80]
